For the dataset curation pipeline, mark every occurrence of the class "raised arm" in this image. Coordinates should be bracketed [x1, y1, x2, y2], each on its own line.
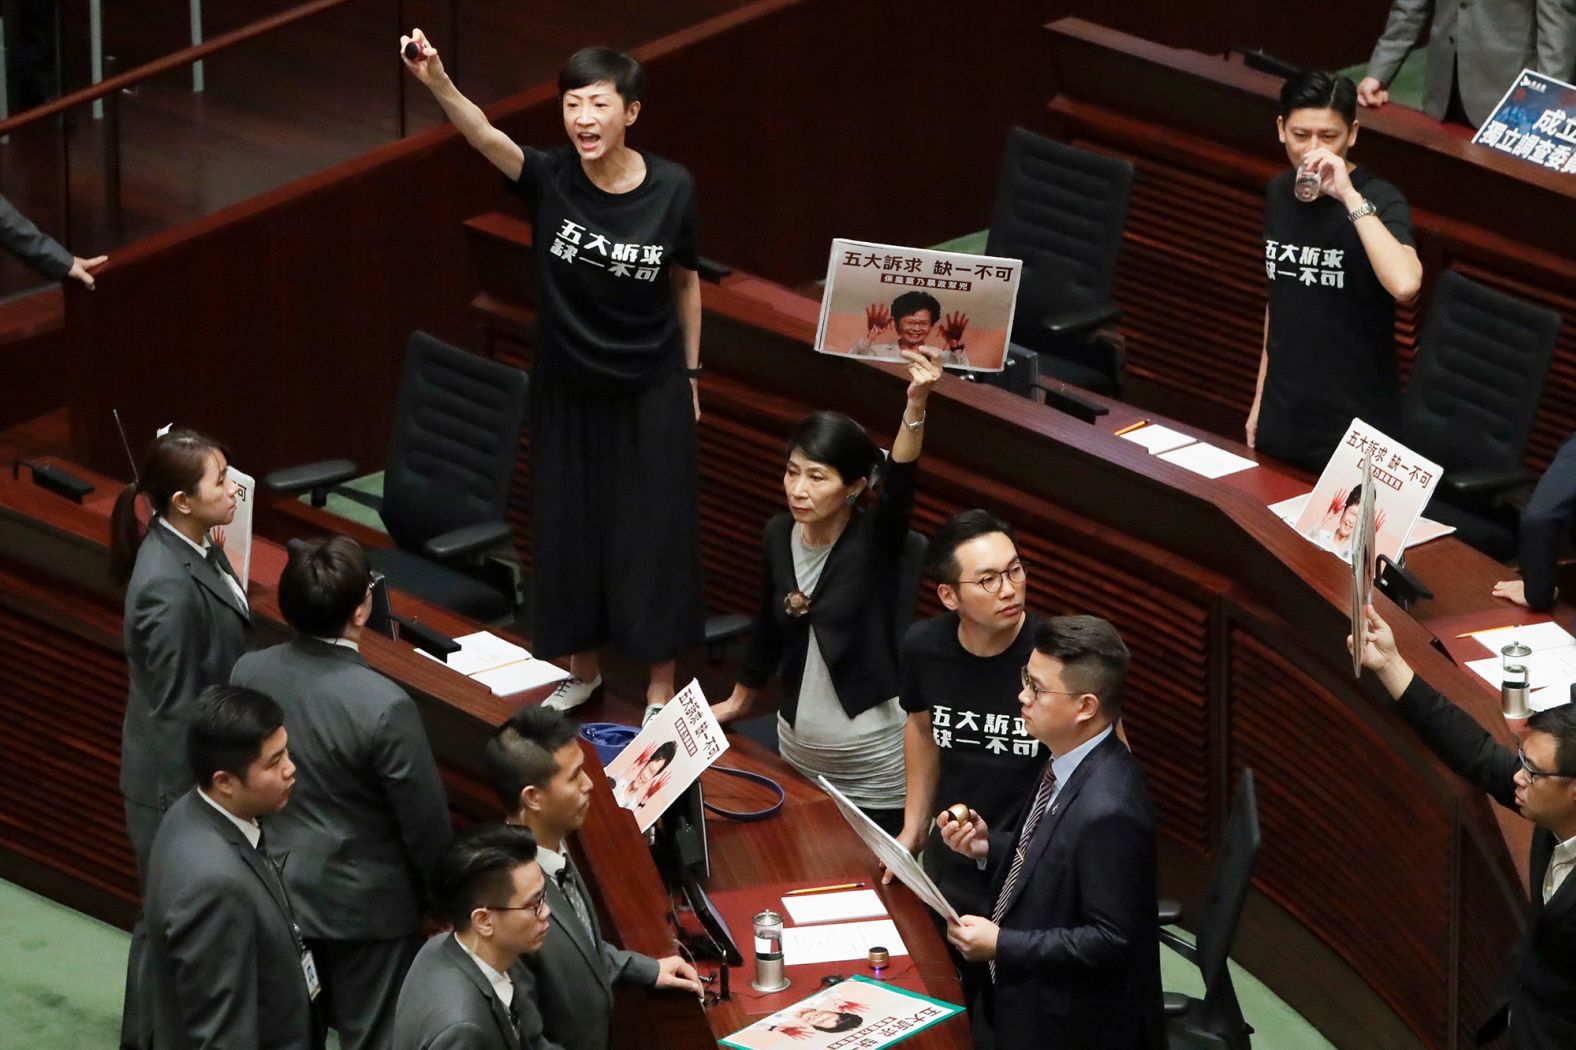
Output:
[400, 29, 524, 180]
[889, 346, 942, 464]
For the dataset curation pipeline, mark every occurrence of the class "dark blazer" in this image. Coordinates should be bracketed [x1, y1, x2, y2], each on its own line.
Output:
[518, 858, 658, 1050]
[122, 520, 253, 812]
[1394, 678, 1576, 1049]
[1518, 431, 1576, 612]
[738, 458, 920, 724]
[984, 731, 1163, 1050]
[0, 192, 72, 280]
[143, 790, 314, 1050]
[393, 933, 554, 1050]
[232, 637, 451, 941]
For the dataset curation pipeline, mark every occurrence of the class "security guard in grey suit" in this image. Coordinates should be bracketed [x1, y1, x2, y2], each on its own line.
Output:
[144, 686, 314, 1050]
[483, 707, 702, 1050]
[233, 537, 451, 1050]
[393, 825, 556, 1050]
[1360, 0, 1576, 127]
[112, 430, 253, 1050]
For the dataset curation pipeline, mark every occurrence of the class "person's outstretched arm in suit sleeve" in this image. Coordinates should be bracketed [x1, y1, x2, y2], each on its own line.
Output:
[0, 193, 106, 287]
[1356, 0, 1430, 109]
[1353, 605, 1521, 809]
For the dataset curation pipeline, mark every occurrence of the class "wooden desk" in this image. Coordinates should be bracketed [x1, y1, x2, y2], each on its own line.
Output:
[458, 247, 1544, 1049]
[0, 459, 968, 1049]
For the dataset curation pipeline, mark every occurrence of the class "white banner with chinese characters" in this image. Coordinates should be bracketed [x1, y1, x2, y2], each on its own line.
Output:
[1293, 418, 1443, 564]
[603, 679, 728, 833]
[1472, 69, 1576, 173]
[814, 238, 1021, 372]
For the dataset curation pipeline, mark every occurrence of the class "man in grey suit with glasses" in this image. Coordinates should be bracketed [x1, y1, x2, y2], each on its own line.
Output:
[483, 706, 702, 1050]
[232, 536, 451, 1050]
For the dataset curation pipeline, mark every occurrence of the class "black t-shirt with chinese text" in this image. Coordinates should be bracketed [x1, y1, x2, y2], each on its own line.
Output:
[1259, 166, 1414, 469]
[506, 145, 699, 390]
[899, 611, 1047, 915]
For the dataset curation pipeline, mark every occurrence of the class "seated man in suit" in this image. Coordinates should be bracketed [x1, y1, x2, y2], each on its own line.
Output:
[941, 615, 1162, 1050]
[394, 824, 555, 1050]
[483, 707, 702, 1050]
[1355, 605, 1576, 1049]
[231, 536, 451, 1050]
[143, 685, 315, 1050]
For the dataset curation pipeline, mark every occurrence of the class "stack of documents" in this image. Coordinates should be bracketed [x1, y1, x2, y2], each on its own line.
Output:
[416, 631, 570, 697]
[777, 889, 909, 966]
[1118, 422, 1258, 479]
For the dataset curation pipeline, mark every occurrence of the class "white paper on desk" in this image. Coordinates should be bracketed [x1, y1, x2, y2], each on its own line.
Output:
[1464, 621, 1576, 655]
[1466, 646, 1576, 690]
[1156, 441, 1257, 479]
[1269, 493, 1311, 524]
[416, 631, 532, 676]
[816, 776, 960, 924]
[1119, 423, 1196, 455]
[781, 920, 908, 967]
[782, 889, 887, 926]
[471, 659, 570, 697]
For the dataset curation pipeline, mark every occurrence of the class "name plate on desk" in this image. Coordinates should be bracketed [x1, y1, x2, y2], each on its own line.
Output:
[1473, 69, 1576, 173]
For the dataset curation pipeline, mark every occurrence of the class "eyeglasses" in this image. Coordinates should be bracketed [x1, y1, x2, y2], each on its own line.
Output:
[1019, 666, 1087, 702]
[1518, 745, 1572, 783]
[486, 887, 549, 918]
[961, 562, 1027, 594]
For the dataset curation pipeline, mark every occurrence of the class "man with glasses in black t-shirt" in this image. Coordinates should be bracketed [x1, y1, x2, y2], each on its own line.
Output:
[889, 510, 1046, 1040]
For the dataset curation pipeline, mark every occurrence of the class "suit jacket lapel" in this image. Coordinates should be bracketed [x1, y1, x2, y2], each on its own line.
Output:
[152, 520, 251, 623]
[543, 876, 609, 991]
[439, 935, 522, 1050]
[1538, 856, 1576, 928]
[998, 734, 1121, 917]
[192, 791, 295, 926]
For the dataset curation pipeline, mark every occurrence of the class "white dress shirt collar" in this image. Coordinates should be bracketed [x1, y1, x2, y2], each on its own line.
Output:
[1048, 724, 1115, 808]
[157, 514, 211, 559]
[535, 843, 567, 881]
[1545, 833, 1576, 903]
[310, 636, 360, 651]
[454, 933, 514, 1008]
[197, 787, 261, 849]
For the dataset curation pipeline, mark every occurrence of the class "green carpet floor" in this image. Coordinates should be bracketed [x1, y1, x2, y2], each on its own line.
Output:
[1, 877, 1331, 1047]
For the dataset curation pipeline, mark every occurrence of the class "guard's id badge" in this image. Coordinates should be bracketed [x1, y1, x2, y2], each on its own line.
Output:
[301, 948, 321, 1000]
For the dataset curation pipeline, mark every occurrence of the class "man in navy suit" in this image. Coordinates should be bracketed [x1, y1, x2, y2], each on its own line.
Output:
[941, 615, 1162, 1050]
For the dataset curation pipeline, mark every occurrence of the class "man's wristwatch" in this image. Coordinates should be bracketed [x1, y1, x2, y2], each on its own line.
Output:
[685, 364, 704, 379]
[1347, 198, 1378, 223]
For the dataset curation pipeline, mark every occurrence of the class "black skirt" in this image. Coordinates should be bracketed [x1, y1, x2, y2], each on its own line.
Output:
[528, 371, 703, 662]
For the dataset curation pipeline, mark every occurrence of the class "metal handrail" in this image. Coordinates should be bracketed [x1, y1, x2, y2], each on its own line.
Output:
[0, 0, 357, 138]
